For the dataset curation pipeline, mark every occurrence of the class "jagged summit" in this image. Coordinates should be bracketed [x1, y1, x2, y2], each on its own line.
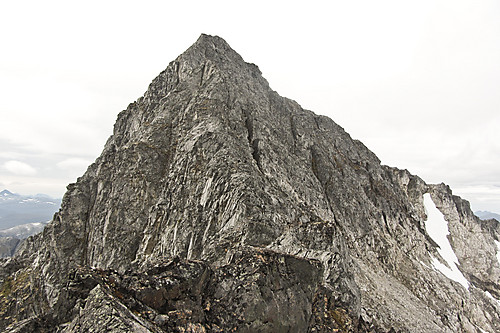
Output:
[189, 33, 244, 60]
[138, 33, 268, 119]
[183, 33, 262, 74]
[1, 35, 499, 332]
[195, 33, 229, 46]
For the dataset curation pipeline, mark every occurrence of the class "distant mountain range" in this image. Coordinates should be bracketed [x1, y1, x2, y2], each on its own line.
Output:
[0, 221, 49, 239]
[0, 221, 50, 257]
[0, 190, 60, 257]
[0, 189, 61, 229]
[475, 210, 500, 221]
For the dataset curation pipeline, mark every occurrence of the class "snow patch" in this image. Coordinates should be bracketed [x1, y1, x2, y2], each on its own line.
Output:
[485, 291, 499, 303]
[423, 193, 469, 289]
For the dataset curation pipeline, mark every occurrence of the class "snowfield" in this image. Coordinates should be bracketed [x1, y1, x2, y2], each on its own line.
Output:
[423, 193, 469, 289]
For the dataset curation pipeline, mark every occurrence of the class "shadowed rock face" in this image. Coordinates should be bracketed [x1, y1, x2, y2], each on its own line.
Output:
[1, 34, 499, 332]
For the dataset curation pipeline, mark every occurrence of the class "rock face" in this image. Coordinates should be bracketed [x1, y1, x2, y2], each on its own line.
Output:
[0, 237, 20, 258]
[1, 34, 499, 332]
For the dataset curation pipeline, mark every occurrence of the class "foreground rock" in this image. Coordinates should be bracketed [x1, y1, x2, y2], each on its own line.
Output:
[1, 34, 499, 332]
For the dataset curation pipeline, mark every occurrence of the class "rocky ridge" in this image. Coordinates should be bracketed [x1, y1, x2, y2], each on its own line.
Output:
[1, 34, 499, 332]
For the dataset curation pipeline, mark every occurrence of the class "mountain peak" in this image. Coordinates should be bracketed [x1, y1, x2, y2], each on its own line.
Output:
[0, 189, 15, 197]
[2, 35, 500, 332]
[175, 33, 262, 80]
[174, 33, 244, 66]
[194, 33, 231, 49]
[136, 34, 267, 126]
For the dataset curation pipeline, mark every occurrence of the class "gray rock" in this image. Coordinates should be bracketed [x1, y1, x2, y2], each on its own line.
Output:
[0, 237, 20, 258]
[1, 34, 499, 332]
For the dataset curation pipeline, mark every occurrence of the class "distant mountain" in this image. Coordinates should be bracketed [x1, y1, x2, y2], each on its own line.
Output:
[0, 221, 49, 258]
[0, 237, 20, 258]
[0, 221, 48, 239]
[476, 210, 500, 221]
[0, 190, 55, 257]
[0, 189, 61, 229]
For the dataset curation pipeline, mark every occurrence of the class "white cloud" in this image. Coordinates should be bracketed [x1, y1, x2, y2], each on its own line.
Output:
[57, 158, 92, 171]
[0, 151, 25, 159]
[3, 161, 37, 176]
[0, 175, 68, 198]
[0, 0, 498, 212]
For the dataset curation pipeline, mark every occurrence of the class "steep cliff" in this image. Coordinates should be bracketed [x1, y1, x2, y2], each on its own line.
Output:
[1, 34, 499, 332]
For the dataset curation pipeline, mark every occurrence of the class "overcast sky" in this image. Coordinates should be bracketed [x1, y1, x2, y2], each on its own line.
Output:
[1, 0, 499, 213]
